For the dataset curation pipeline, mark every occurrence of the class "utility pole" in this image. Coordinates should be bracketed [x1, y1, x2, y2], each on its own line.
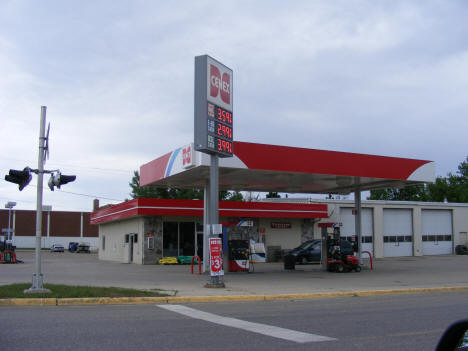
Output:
[4, 106, 76, 293]
[25, 106, 51, 294]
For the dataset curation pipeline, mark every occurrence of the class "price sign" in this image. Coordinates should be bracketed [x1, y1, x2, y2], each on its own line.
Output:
[194, 55, 233, 157]
[209, 237, 224, 276]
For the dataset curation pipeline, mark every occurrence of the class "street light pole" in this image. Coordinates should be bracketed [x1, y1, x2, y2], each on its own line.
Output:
[4, 202, 16, 242]
[25, 106, 51, 294]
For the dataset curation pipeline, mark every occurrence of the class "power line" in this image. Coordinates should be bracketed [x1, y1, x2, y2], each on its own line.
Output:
[0, 157, 134, 174]
[54, 189, 124, 202]
[1, 178, 124, 202]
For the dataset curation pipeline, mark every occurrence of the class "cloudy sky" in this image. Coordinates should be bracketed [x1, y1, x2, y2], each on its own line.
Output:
[1, 0, 467, 212]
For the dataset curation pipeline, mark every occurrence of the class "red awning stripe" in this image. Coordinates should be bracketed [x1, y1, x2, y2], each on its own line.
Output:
[91, 200, 328, 224]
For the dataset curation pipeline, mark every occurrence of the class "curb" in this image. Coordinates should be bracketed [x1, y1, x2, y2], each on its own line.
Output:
[1, 286, 468, 306]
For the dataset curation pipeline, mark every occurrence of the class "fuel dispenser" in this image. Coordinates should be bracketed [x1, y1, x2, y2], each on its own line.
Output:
[320, 224, 341, 271]
[227, 239, 249, 272]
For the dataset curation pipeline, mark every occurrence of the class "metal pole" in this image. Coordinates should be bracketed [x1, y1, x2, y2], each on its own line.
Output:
[209, 155, 219, 226]
[7, 207, 11, 241]
[203, 181, 209, 273]
[25, 106, 51, 294]
[354, 179, 362, 264]
[209, 154, 221, 286]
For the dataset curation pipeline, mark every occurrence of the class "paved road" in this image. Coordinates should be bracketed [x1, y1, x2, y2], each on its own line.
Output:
[2, 251, 468, 296]
[2, 291, 468, 351]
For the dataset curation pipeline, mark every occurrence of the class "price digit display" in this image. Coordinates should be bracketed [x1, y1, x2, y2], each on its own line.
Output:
[217, 138, 232, 153]
[217, 107, 232, 125]
[206, 102, 233, 157]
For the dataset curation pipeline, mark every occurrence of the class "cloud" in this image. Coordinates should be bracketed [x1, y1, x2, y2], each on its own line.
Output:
[1, 1, 467, 211]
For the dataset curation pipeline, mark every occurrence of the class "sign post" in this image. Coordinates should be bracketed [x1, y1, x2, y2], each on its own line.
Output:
[4, 201, 16, 242]
[195, 55, 233, 288]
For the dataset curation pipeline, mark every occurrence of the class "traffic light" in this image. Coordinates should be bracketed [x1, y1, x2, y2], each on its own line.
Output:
[48, 172, 76, 191]
[5, 168, 32, 191]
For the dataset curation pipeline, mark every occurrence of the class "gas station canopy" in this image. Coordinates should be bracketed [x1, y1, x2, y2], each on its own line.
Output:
[140, 141, 435, 194]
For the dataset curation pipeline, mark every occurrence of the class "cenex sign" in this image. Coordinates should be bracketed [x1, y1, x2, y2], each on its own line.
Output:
[194, 55, 234, 157]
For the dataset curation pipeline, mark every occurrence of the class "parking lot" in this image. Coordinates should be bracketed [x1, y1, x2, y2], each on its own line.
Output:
[1, 250, 468, 297]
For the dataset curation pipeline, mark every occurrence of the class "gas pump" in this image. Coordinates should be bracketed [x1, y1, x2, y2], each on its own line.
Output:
[227, 239, 249, 272]
[321, 225, 341, 271]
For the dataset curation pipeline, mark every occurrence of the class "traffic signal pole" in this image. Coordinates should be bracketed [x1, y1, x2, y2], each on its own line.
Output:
[25, 106, 51, 294]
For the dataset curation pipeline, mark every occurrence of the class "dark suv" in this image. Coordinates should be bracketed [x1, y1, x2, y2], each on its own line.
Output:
[285, 239, 354, 264]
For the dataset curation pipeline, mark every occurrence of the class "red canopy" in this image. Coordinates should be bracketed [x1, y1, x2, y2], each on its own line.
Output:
[140, 141, 434, 194]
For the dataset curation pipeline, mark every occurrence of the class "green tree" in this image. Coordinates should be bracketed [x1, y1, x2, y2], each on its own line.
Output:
[368, 156, 468, 203]
[266, 192, 280, 198]
[368, 184, 428, 201]
[130, 170, 243, 201]
[428, 156, 468, 203]
[224, 190, 244, 201]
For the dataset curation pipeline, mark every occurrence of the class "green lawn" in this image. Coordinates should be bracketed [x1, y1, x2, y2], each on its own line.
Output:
[0, 283, 169, 299]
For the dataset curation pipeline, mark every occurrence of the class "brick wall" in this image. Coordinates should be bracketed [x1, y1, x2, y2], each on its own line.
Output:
[0, 209, 98, 237]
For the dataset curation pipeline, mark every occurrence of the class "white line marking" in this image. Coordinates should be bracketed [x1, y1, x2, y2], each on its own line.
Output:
[158, 304, 336, 344]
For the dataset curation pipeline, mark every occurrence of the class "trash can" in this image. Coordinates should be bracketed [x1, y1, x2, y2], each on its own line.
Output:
[284, 255, 296, 270]
[455, 245, 468, 255]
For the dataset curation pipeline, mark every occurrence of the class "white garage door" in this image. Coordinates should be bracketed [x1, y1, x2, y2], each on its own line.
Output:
[422, 210, 453, 255]
[383, 209, 413, 257]
[340, 207, 374, 255]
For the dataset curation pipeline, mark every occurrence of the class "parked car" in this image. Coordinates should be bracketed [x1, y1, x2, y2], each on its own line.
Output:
[50, 244, 65, 252]
[284, 239, 355, 264]
[77, 242, 91, 253]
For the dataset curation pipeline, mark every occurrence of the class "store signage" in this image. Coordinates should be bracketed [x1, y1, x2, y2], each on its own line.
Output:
[182, 144, 194, 169]
[318, 222, 343, 228]
[194, 55, 233, 157]
[209, 238, 224, 276]
[211, 224, 223, 234]
[238, 220, 253, 227]
[270, 222, 292, 229]
[145, 232, 155, 238]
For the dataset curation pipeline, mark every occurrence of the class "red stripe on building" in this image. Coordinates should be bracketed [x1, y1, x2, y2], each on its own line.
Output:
[90, 198, 328, 224]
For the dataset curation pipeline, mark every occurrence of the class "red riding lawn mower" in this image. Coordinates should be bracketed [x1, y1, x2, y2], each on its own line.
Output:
[327, 242, 361, 273]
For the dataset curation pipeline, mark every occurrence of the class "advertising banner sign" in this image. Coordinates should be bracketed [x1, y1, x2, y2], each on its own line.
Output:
[209, 237, 224, 276]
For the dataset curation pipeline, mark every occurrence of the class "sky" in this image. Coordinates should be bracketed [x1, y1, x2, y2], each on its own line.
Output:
[1, 0, 467, 212]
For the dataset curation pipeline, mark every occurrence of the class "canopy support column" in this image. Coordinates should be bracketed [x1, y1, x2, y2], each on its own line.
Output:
[203, 180, 210, 273]
[354, 178, 362, 263]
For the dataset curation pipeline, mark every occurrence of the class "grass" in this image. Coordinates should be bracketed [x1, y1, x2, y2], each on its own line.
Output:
[0, 283, 170, 299]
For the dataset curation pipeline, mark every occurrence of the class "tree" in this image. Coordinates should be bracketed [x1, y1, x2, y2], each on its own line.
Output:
[266, 192, 280, 198]
[428, 156, 468, 203]
[368, 184, 428, 201]
[224, 190, 244, 201]
[368, 156, 468, 203]
[129, 170, 243, 201]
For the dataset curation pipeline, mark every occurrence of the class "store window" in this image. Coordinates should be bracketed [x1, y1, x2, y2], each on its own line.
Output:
[163, 222, 178, 257]
[147, 237, 155, 250]
[163, 222, 196, 257]
[179, 222, 195, 256]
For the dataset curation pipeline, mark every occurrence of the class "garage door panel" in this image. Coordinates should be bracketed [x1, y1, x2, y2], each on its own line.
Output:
[422, 210, 453, 255]
[383, 209, 413, 257]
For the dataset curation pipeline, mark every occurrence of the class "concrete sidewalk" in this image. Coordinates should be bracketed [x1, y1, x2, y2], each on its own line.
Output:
[1, 251, 468, 299]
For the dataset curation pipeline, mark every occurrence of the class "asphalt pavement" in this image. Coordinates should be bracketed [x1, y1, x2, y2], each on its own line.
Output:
[3, 292, 468, 351]
[1, 251, 468, 299]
